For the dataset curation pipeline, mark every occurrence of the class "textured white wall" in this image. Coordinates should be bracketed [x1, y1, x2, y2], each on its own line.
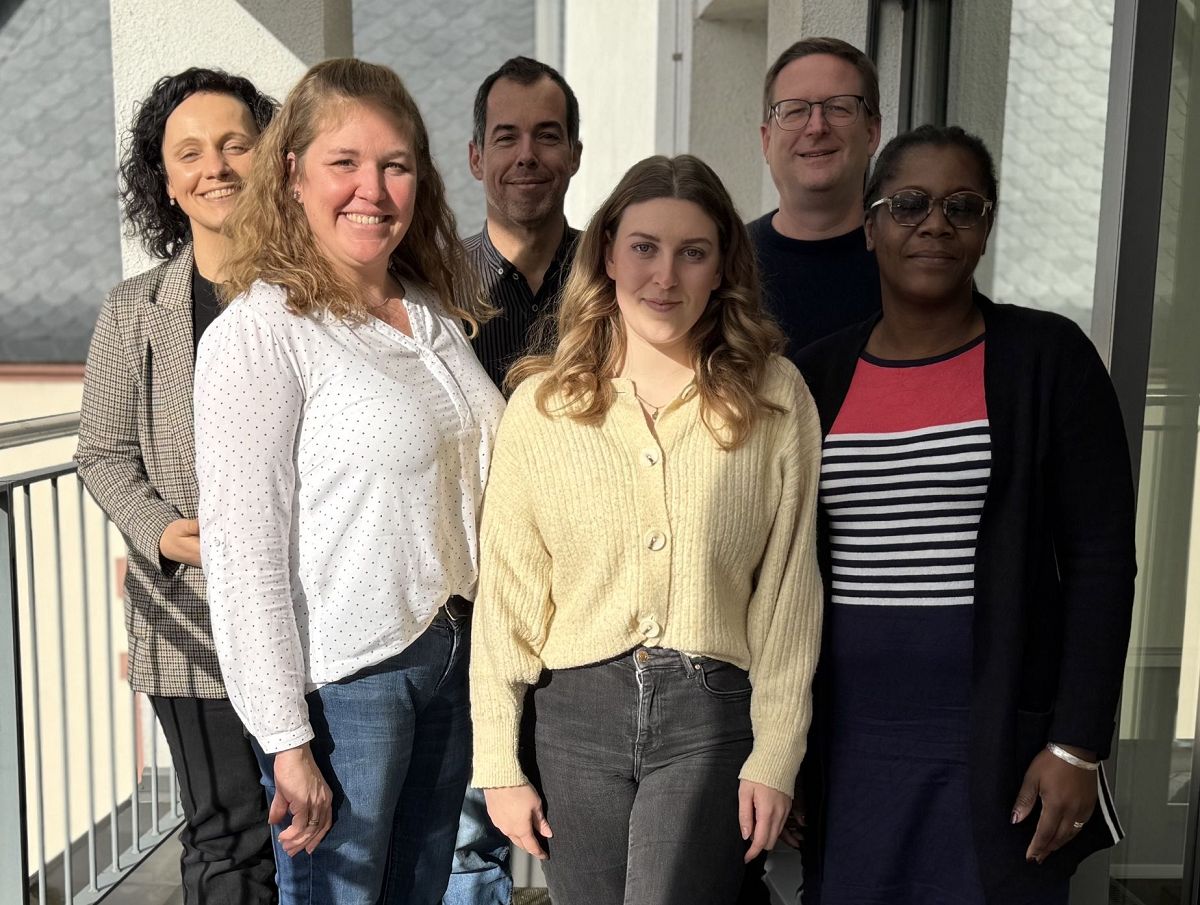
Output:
[989, 0, 1114, 327]
[109, 0, 353, 277]
[562, 0, 660, 228]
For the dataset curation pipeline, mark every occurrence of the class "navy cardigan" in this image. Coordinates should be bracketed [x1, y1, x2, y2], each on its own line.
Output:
[795, 294, 1136, 900]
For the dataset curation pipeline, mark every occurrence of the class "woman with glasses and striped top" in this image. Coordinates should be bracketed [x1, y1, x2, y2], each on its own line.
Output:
[792, 125, 1135, 905]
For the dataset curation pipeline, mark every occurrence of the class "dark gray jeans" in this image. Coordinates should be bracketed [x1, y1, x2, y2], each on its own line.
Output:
[522, 647, 754, 905]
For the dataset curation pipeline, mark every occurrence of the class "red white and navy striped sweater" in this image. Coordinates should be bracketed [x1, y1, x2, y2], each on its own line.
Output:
[821, 336, 989, 608]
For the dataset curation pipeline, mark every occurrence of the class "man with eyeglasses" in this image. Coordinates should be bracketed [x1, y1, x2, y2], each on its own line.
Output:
[751, 37, 883, 357]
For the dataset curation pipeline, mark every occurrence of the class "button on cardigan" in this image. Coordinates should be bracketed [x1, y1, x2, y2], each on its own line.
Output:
[469, 357, 825, 795]
[194, 281, 505, 754]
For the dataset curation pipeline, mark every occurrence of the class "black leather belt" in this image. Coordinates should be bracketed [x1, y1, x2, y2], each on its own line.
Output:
[443, 595, 473, 620]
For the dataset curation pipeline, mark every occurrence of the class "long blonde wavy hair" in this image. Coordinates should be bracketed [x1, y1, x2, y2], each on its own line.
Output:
[222, 58, 492, 330]
[509, 154, 785, 450]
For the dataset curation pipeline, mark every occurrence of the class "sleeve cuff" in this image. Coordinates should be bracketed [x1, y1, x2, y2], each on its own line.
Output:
[470, 696, 528, 788]
[739, 739, 804, 797]
[471, 761, 531, 790]
[255, 724, 316, 755]
[1048, 715, 1115, 761]
[130, 505, 184, 577]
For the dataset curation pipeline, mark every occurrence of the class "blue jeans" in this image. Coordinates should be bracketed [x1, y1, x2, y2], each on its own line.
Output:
[444, 786, 513, 904]
[253, 609, 471, 905]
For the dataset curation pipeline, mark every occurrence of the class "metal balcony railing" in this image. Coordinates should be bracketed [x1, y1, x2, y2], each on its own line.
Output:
[1, 416, 184, 904]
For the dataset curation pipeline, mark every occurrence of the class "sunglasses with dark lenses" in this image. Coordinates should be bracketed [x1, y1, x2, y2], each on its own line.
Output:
[870, 190, 994, 229]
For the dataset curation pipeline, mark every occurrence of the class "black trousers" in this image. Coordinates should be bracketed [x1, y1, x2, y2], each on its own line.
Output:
[737, 855, 772, 904]
[150, 695, 277, 905]
[523, 648, 754, 905]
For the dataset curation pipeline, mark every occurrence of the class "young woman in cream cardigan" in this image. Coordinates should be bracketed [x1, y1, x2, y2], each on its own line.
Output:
[469, 154, 824, 905]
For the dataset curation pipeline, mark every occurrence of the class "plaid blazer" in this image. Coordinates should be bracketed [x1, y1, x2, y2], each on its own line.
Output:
[76, 245, 226, 698]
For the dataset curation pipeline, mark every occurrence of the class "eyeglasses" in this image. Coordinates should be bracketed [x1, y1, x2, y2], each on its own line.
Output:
[869, 190, 994, 229]
[769, 95, 870, 130]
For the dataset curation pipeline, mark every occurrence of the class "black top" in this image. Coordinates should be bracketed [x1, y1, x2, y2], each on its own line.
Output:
[465, 224, 579, 389]
[747, 212, 881, 357]
[796, 294, 1136, 901]
[191, 267, 221, 354]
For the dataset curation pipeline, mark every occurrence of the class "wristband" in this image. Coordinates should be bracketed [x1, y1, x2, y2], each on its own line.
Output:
[1046, 742, 1099, 771]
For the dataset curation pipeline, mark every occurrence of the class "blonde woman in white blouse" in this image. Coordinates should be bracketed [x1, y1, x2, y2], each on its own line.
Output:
[193, 60, 503, 905]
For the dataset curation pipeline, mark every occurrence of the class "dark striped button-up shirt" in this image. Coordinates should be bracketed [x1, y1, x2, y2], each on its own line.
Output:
[465, 224, 579, 389]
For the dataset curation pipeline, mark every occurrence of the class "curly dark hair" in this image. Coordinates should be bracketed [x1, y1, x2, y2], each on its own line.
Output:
[865, 124, 998, 212]
[119, 68, 276, 261]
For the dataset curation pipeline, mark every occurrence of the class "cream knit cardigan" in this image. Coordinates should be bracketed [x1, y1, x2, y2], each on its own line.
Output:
[469, 355, 825, 795]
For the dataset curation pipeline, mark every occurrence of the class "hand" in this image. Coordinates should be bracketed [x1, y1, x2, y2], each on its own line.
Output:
[271, 743, 333, 857]
[159, 518, 201, 568]
[739, 780, 791, 863]
[484, 784, 553, 860]
[778, 783, 806, 849]
[1011, 745, 1098, 864]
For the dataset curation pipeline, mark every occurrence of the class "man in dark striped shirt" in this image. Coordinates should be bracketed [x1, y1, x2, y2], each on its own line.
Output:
[464, 56, 582, 390]
[448, 56, 583, 905]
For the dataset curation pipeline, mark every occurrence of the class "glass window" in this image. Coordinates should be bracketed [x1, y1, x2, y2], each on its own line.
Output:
[1108, 2, 1200, 902]
[948, 0, 1117, 333]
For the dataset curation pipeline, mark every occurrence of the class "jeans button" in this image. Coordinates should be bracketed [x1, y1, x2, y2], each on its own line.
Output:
[636, 649, 650, 664]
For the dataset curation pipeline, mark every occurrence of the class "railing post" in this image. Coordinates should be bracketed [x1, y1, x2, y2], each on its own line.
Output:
[0, 482, 30, 905]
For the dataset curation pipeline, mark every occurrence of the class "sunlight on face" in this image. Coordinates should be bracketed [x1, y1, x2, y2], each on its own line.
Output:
[605, 197, 723, 363]
[292, 102, 419, 285]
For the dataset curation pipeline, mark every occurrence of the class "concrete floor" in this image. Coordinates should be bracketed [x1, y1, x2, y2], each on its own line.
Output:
[103, 828, 184, 905]
[100, 829, 554, 905]
[99, 832, 803, 905]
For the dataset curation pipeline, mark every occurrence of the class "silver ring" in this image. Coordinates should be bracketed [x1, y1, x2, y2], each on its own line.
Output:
[307, 818, 321, 826]
[1072, 820, 1086, 829]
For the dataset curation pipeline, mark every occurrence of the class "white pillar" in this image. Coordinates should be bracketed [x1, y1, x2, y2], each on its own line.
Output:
[109, 0, 353, 276]
[535, 0, 565, 70]
[690, 4, 769, 219]
[562, 0, 661, 227]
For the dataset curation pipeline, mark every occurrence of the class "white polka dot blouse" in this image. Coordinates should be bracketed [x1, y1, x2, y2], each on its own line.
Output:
[194, 280, 505, 753]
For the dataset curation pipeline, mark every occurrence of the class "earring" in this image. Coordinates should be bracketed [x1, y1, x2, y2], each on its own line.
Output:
[292, 189, 301, 203]
[169, 198, 176, 206]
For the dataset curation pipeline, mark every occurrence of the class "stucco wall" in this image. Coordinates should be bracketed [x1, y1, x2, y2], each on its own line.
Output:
[562, 0, 660, 228]
[767, 0, 869, 60]
[689, 14, 768, 219]
[109, 0, 352, 277]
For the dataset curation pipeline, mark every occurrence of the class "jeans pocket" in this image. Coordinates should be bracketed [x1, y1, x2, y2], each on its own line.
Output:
[694, 659, 753, 700]
[432, 612, 468, 695]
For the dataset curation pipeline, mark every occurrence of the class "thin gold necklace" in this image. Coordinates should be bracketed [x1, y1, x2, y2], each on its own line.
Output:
[634, 391, 664, 421]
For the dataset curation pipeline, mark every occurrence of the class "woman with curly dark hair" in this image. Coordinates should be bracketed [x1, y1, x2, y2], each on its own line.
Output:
[75, 67, 278, 904]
